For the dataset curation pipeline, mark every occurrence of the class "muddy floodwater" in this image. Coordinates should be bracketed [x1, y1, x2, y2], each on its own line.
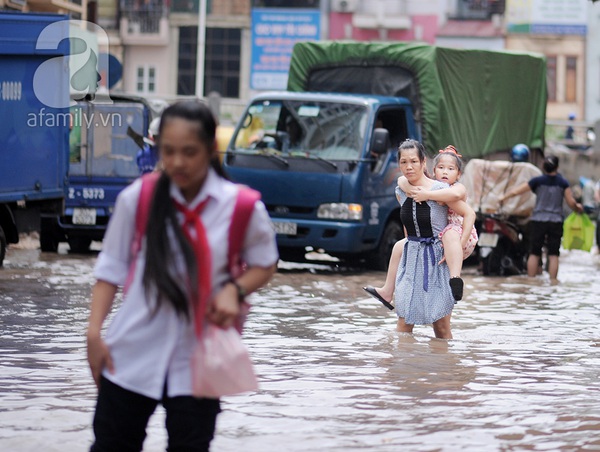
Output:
[1, 238, 600, 451]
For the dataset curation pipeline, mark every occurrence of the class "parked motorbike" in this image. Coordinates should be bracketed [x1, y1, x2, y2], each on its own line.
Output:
[462, 158, 542, 277]
[477, 212, 529, 276]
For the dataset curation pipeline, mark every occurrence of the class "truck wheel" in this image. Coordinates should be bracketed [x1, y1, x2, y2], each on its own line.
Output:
[0, 225, 6, 267]
[40, 220, 60, 252]
[68, 237, 92, 253]
[367, 220, 403, 271]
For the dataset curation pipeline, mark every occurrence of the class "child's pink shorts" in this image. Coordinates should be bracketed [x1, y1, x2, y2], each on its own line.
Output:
[440, 224, 478, 260]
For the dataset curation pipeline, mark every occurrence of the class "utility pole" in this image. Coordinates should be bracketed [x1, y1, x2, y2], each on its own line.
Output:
[195, 0, 207, 98]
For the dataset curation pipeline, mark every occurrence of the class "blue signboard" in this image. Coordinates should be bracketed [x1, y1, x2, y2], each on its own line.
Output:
[251, 8, 320, 91]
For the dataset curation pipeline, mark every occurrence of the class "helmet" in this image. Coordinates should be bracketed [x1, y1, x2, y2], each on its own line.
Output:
[148, 117, 161, 138]
[511, 144, 530, 162]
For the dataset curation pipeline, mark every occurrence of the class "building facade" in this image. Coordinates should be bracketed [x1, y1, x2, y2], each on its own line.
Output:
[586, 2, 600, 126]
[503, 0, 588, 122]
[0, 0, 88, 19]
[4, 0, 598, 125]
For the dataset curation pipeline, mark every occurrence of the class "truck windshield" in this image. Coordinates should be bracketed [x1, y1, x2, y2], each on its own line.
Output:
[233, 100, 368, 160]
[69, 102, 146, 178]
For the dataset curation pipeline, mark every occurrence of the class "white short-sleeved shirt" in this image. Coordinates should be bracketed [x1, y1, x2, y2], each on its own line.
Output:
[94, 168, 279, 400]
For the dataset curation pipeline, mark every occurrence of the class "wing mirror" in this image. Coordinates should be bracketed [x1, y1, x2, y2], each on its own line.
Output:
[371, 128, 390, 156]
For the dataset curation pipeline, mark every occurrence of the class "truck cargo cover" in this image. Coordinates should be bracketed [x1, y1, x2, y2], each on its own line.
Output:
[287, 41, 547, 159]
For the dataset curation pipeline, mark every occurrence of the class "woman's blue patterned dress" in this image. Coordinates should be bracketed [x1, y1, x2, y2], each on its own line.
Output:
[394, 182, 454, 324]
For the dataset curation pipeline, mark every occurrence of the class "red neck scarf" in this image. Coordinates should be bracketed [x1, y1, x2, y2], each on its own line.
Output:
[173, 198, 211, 336]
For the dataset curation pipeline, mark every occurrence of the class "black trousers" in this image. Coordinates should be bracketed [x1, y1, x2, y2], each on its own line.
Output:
[90, 376, 221, 452]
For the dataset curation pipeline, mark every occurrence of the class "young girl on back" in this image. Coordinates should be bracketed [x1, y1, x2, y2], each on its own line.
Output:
[86, 101, 279, 451]
[364, 145, 477, 305]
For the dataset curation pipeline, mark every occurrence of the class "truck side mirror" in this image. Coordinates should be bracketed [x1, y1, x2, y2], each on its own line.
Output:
[371, 128, 390, 156]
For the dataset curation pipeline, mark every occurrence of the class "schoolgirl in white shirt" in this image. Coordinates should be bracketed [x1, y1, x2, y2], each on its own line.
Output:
[86, 101, 278, 451]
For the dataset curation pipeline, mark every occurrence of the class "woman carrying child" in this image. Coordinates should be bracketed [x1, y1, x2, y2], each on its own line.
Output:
[86, 101, 279, 451]
[364, 145, 477, 314]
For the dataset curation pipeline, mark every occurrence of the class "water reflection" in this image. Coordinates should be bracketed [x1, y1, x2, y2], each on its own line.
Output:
[1, 245, 600, 451]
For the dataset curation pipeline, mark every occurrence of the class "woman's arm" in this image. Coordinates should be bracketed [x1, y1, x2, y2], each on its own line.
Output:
[447, 199, 476, 248]
[564, 187, 584, 213]
[412, 183, 466, 203]
[499, 181, 530, 202]
[208, 264, 277, 329]
[87, 280, 118, 387]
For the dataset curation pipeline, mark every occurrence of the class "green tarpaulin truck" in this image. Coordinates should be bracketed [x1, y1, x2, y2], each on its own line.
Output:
[223, 41, 547, 268]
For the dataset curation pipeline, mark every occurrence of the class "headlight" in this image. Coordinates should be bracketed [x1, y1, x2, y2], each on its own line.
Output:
[317, 203, 363, 220]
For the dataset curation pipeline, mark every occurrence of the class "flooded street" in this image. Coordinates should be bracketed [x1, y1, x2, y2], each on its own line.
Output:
[1, 239, 600, 451]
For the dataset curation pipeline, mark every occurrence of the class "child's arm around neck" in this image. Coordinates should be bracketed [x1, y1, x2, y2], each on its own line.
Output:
[397, 175, 435, 196]
[411, 180, 466, 204]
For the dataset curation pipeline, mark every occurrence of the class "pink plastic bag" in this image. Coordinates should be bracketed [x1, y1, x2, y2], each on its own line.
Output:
[192, 324, 259, 398]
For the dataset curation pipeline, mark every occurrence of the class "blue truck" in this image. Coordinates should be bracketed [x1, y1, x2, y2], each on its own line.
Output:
[225, 91, 410, 270]
[0, 12, 160, 257]
[40, 94, 159, 252]
[223, 41, 547, 269]
[0, 12, 70, 266]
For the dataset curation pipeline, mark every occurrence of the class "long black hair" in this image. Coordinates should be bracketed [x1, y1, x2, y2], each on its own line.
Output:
[142, 100, 224, 318]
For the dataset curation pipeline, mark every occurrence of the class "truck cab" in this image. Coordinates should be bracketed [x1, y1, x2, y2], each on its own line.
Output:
[224, 91, 417, 269]
[40, 94, 160, 252]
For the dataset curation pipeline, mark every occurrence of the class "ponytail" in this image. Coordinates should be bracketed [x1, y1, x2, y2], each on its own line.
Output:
[142, 172, 197, 318]
[543, 155, 559, 173]
[143, 100, 227, 318]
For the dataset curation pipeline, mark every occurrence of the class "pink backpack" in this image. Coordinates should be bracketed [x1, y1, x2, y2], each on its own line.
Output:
[126, 171, 261, 331]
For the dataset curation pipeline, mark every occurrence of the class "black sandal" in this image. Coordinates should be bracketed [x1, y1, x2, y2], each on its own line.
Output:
[362, 286, 395, 310]
[449, 277, 464, 301]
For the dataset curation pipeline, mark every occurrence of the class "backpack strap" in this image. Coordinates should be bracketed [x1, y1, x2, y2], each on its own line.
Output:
[124, 177, 261, 331]
[228, 186, 261, 278]
[124, 171, 160, 293]
[228, 185, 261, 334]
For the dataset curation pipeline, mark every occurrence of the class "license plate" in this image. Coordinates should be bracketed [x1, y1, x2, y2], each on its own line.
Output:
[273, 221, 297, 236]
[72, 208, 97, 225]
[478, 232, 499, 248]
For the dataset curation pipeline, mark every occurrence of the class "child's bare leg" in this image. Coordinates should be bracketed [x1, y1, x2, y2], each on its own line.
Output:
[441, 230, 464, 301]
[377, 238, 406, 300]
[441, 229, 463, 277]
